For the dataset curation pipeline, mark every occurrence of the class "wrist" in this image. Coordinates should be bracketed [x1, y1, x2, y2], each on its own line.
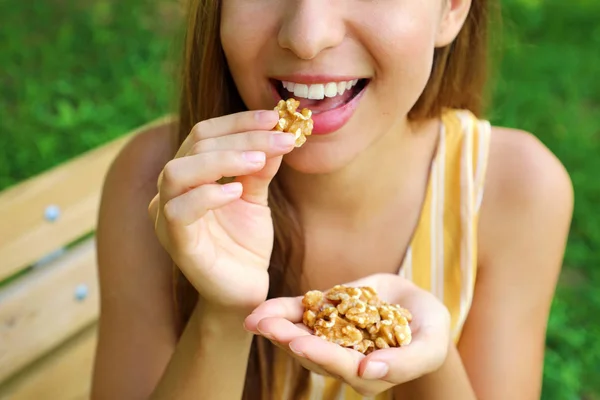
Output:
[192, 300, 254, 340]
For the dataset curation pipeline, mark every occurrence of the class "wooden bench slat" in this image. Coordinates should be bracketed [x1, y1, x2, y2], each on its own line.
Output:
[0, 134, 131, 283]
[0, 238, 99, 382]
[0, 324, 97, 400]
[0, 117, 173, 396]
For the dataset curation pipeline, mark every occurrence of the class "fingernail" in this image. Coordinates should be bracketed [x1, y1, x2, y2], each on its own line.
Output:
[243, 151, 266, 163]
[362, 361, 389, 380]
[289, 343, 304, 357]
[272, 133, 296, 149]
[255, 110, 278, 123]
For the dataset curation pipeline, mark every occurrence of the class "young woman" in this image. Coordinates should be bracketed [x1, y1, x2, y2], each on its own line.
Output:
[91, 0, 574, 399]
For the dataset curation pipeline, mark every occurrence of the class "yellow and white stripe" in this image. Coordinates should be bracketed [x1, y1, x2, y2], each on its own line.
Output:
[272, 108, 492, 399]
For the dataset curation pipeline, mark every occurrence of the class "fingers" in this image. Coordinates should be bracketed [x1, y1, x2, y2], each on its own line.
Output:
[268, 338, 333, 377]
[253, 319, 339, 379]
[159, 131, 297, 205]
[249, 314, 402, 395]
[163, 182, 243, 226]
[184, 130, 297, 157]
[252, 297, 305, 320]
[288, 335, 364, 382]
[163, 112, 295, 210]
[176, 110, 280, 158]
[236, 155, 283, 205]
[153, 183, 244, 255]
[244, 297, 305, 332]
[274, 342, 337, 378]
[358, 338, 444, 383]
[159, 150, 267, 205]
[294, 358, 336, 379]
[180, 129, 297, 206]
[254, 317, 312, 343]
[356, 306, 450, 383]
[288, 336, 395, 396]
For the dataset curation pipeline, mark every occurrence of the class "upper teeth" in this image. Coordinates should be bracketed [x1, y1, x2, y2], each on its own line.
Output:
[282, 79, 359, 100]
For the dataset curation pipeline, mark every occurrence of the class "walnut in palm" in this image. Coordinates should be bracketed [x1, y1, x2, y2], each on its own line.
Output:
[302, 285, 412, 354]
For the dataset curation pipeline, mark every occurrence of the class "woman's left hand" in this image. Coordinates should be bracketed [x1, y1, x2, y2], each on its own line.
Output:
[244, 273, 452, 397]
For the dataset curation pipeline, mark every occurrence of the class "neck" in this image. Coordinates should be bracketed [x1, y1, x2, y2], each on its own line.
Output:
[278, 117, 440, 226]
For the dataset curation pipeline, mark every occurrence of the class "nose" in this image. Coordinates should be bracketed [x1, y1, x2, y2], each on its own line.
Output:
[277, 0, 345, 60]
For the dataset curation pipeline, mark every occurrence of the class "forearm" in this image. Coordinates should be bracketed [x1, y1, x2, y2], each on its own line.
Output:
[151, 301, 254, 400]
[393, 343, 477, 400]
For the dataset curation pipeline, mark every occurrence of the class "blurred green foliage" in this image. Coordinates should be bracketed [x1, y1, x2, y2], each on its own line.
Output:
[0, 0, 598, 398]
[489, 2, 600, 398]
[0, 0, 180, 188]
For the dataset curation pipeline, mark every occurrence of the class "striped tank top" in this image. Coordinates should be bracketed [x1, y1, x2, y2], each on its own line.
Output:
[271, 108, 492, 400]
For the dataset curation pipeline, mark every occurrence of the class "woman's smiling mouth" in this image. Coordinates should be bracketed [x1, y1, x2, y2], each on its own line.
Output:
[270, 76, 370, 135]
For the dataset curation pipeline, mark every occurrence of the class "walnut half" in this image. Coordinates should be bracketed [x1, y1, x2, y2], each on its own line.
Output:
[273, 98, 313, 147]
[301, 285, 412, 354]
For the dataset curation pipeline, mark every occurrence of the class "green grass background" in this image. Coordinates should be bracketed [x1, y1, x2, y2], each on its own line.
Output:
[1, 0, 598, 398]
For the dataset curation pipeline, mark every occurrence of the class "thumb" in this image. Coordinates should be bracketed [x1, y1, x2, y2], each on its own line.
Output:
[236, 155, 283, 206]
[358, 343, 427, 383]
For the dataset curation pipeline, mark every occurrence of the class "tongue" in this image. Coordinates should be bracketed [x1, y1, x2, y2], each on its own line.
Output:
[283, 88, 355, 113]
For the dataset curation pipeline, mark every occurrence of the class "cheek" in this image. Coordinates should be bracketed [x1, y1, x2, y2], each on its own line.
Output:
[220, 4, 260, 67]
[220, 1, 276, 94]
[360, 8, 439, 109]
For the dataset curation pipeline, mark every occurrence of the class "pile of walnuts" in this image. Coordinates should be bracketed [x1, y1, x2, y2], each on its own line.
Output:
[302, 285, 412, 354]
[273, 98, 313, 147]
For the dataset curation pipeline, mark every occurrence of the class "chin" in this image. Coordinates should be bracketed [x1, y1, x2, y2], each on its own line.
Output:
[281, 106, 393, 175]
[280, 130, 374, 175]
[281, 146, 353, 175]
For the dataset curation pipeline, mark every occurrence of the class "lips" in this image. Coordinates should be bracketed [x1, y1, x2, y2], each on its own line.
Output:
[270, 78, 369, 135]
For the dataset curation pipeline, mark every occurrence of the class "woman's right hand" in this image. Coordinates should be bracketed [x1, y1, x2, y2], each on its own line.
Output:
[148, 110, 297, 311]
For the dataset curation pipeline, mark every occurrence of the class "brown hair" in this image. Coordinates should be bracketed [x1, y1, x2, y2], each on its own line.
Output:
[172, 0, 495, 398]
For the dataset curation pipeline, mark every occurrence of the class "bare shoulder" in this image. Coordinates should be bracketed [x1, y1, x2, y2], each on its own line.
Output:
[93, 119, 180, 399]
[483, 126, 573, 214]
[105, 118, 178, 192]
[478, 126, 574, 267]
[97, 119, 178, 261]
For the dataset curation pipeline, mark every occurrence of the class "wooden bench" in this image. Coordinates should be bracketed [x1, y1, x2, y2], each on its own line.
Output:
[0, 118, 169, 399]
